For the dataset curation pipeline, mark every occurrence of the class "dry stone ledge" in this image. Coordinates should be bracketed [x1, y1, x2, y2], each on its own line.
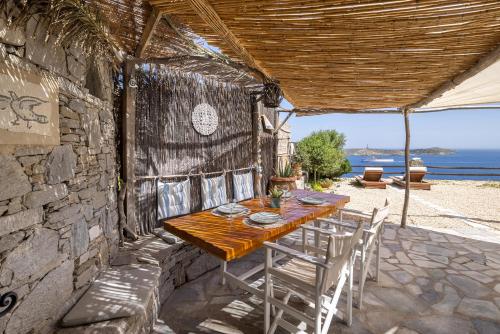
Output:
[60, 264, 161, 327]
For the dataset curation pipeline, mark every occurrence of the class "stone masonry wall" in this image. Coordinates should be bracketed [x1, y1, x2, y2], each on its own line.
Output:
[0, 15, 118, 334]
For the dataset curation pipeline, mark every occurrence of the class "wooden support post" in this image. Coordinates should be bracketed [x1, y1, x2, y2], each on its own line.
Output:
[252, 98, 263, 198]
[273, 107, 280, 172]
[123, 61, 138, 235]
[401, 108, 411, 228]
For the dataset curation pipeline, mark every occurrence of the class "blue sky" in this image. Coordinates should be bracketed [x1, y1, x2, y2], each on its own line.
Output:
[280, 100, 500, 149]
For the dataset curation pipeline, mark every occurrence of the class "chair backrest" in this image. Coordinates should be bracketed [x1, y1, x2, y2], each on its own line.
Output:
[364, 199, 390, 250]
[363, 167, 383, 182]
[321, 225, 364, 293]
[404, 166, 427, 182]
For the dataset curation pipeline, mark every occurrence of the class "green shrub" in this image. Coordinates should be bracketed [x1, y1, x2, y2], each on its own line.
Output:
[311, 182, 323, 192]
[319, 178, 334, 189]
[295, 130, 352, 182]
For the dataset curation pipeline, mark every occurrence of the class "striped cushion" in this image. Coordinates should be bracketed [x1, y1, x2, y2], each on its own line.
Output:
[157, 179, 191, 219]
[201, 174, 228, 210]
[233, 172, 254, 201]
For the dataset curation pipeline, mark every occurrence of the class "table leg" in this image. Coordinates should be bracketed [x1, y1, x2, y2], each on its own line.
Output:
[220, 260, 227, 285]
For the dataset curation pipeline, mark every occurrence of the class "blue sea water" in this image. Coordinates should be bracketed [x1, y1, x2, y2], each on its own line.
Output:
[345, 149, 500, 181]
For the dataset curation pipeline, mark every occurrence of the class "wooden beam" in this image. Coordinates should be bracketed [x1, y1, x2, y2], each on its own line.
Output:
[400, 108, 410, 228]
[293, 108, 401, 116]
[274, 111, 293, 135]
[123, 61, 138, 235]
[135, 8, 162, 58]
[408, 44, 500, 109]
[252, 97, 263, 198]
[185, 0, 271, 78]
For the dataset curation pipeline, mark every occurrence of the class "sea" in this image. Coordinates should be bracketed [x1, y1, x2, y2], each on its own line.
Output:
[345, 149, 500, 181]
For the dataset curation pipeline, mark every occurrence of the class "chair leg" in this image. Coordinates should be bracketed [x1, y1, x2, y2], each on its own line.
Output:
[220, 260, 227, 285]
[358, 247, 365, 309]
[347, 256, 354, 327]
[375, 234, 381, 282]
[264, 248, 272, 334]
[268, 291, 291, 334]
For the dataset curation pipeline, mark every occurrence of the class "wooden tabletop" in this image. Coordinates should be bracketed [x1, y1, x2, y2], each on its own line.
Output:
[163, 190, 350, 261]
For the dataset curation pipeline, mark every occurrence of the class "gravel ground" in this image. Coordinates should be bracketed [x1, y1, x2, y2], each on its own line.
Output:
[330, 179, 500, 232]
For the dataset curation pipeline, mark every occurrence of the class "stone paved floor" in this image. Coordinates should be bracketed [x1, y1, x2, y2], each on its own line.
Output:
[156, 224, 500, 334]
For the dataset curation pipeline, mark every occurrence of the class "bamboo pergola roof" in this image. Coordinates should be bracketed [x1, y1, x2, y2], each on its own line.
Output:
[96, 0, 500, 114]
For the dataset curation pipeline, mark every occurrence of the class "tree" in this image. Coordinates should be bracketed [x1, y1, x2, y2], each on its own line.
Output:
[295, 130, 351, 182]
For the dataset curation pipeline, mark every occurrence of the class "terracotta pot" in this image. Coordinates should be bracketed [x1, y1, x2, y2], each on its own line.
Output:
[270, 176, 297, 191]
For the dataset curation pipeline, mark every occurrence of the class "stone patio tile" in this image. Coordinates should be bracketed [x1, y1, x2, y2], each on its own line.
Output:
[427, 269, 446, 280]
[495, 284, 500, 294]
[472, 319, 500, 334]
[457, 298, 500, 321]
[413, 260, 447, 269]
[371, 287, 427, 313]
[395, 251, 413, 264]
[449, 262, 468, 271]
[406, 284, 422, 296]
[447, 275, 491, 298]
[389, 270, 414, 284]
[380, 262, 399, 271]
[411, 244, 456, 257]
[364, 310, 406, 334]
[404, 315, 473, 334]
[398, 264, 429, 277]
[453, 256, 470, 264]
[462, 271, 494, 284]
[464, 262, 491, 271]
[432, 285, 461, 315]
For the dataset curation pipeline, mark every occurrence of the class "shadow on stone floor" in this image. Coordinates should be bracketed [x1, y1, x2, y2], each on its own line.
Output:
[157, 224, 500, 334]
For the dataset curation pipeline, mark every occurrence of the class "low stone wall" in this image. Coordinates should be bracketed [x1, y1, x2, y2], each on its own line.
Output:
[0, 15, 118, 334]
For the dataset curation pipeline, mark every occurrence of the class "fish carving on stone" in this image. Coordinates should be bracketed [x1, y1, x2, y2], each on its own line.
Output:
[0, 91, 48, 129]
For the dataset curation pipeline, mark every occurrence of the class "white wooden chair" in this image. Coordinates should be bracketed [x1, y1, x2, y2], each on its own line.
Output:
[316, 200, 390, 309]
[263, 224, 364, 334]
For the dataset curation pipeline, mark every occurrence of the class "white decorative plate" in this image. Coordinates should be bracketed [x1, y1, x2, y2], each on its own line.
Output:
[249, 212, 282, 224]
[298, 196, 325, 205]
[192, 103, 218, 135]
[217, 203, 246, 214]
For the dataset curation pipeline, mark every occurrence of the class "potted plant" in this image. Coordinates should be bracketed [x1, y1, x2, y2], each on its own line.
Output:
[270, 161, 297, 190]
[269, 186, 283, 208]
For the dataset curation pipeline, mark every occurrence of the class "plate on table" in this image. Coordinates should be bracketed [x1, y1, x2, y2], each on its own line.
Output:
[249, 212, 282, 224]
[217, 203, 247, 214]
[298, 196, 326, 205]
[282, 190, 293, 198]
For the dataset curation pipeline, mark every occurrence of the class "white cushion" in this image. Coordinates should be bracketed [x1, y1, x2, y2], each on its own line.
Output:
[201, 174, 228, 210]
[365, 167, 383, 172]
[233, 171, 254, 201]
[157, 179, 191, 219]
[409, 166, 427, 172]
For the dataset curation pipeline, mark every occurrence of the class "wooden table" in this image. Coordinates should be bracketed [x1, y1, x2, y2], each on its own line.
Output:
[164, 190, 349, 260]
[163, 190, 349, 295]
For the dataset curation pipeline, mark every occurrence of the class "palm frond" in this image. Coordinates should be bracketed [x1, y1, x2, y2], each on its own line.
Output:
[0, 0, 122, 64]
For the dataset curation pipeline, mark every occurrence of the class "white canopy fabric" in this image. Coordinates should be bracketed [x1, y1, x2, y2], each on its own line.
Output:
[423, 60, 500, 109]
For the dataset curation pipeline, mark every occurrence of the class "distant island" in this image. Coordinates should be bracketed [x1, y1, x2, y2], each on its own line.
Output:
[345, 147, 455, 156]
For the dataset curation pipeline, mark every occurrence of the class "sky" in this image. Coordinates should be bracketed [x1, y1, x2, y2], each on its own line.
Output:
[280, 100, 500, 149]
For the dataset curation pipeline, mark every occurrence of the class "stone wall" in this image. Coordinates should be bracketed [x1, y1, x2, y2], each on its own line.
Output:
[0, 15, 118, 334]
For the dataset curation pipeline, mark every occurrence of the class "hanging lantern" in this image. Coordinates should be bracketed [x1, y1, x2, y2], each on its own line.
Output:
[262, 82, 283, 108]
